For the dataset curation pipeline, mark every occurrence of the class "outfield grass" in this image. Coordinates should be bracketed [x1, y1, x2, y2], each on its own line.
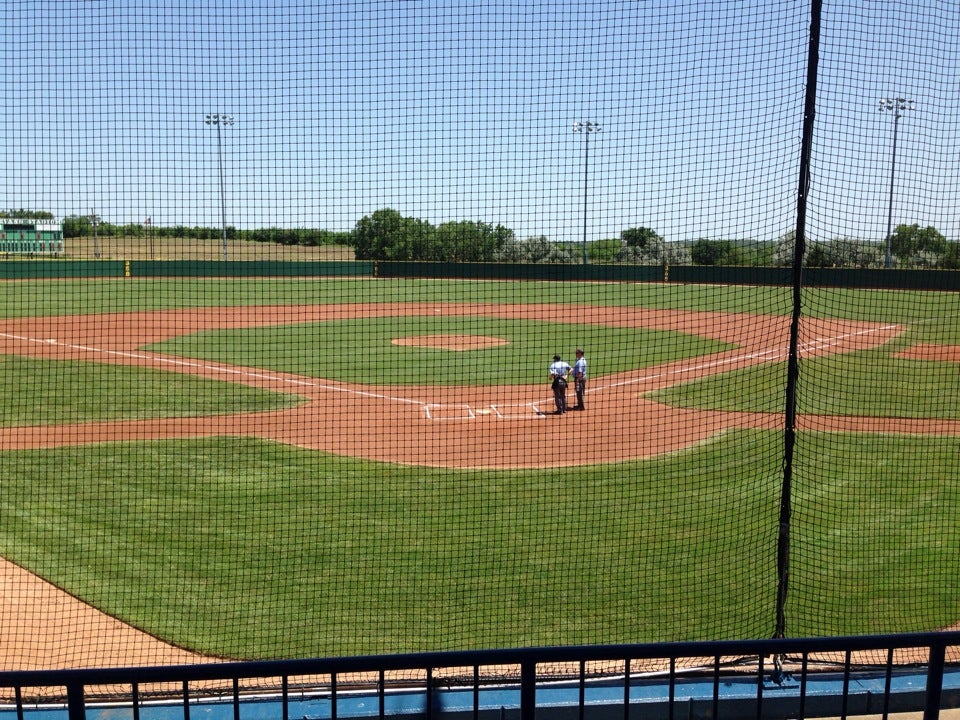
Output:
[1, 278, 959, 656]
[2, 277, 959, 321]
[650, 351, 960, 419]
[0, 356, 302, 426]
[650, 290, 960, 418]
[0, 277, 794, 318]
[148, 317, 731, 386]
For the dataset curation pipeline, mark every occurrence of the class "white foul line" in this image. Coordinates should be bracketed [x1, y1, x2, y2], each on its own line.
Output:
[0, 331, 425, 406]
[593, 323, 900, 392]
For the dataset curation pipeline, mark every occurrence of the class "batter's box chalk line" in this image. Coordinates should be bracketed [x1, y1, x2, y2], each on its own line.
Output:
[423, 403, 546, 420]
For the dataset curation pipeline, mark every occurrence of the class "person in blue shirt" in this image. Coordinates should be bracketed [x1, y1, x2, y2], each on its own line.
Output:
[548, 354, 572, 414]
[570, 348, 587, 411]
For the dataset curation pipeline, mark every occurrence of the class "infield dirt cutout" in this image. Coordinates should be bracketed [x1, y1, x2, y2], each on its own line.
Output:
[1, 302, 955, 669]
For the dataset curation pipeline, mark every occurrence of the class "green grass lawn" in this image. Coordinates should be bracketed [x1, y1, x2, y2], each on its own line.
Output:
[147, 317, 731, 385]
[649, 303, 960, 418]
[0, 356, 303, 426]
[0, 430, 955, 658]
[0, 277, 794, 318]
[1, 277, 959, 323]
[649, 351, 960, 419]
[0, 434, 775, 657]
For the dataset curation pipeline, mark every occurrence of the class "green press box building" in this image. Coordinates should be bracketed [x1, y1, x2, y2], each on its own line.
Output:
[1, 220, 64, 255]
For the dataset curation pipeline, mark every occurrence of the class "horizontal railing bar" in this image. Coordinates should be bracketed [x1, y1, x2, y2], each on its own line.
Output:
[2, 632, 957, 689]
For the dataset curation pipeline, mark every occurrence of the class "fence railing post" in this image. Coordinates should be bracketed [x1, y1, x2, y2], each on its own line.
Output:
[521, 660, 536, 720]
[67, 681, 85, 720]
[924, 639, 946, 720]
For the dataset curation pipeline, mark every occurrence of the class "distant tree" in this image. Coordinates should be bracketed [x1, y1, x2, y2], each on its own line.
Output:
[662, 242, 690, 265]
[492, 237, 526, 262]
[848, 239, 884, 268]
[191, 225, 216, 240]
[518, 235, 555, 263]
[941, 242, 960, 270]
[690, 239, 723, 265]
[614, 245, 652, 264]
[690, 238, 744, 266]
[353, 208, 434, 261]
[805, 237, 883, 268]
[616, 226, 664, 264]
[590, 238, 622, 263]
[890, 224, 948, 266]
[268, 228, 299, 245]
[317, 229, 353, 247]
[752, 242, 777, 266]
[97, 221, 118, 237]
[119, 223, 145, 237]
[354, 208, 398, 260]
[495, 235, 578, 264]
[61, 215, 93, 237]
[434, 220, 514, 262]
[0, 209, 54, 220]
[621, 226, 663, 250]
[772, 230, 796, 266]
[804, 242, 830, 268]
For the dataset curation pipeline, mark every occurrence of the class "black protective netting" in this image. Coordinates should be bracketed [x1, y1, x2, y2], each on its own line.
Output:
[0, 0, 958, 671]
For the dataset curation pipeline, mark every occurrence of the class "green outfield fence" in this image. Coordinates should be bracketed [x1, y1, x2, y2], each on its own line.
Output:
[3, 0, 960, 678]
[6, 259, 960, 291]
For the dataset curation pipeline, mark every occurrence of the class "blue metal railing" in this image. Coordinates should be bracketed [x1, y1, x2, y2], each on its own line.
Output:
[2, 633, 959, 720]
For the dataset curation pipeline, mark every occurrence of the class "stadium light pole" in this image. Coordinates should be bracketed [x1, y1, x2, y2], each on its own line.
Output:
[572, 121, 600, 265]
[205, 113, 235, 260]
[878, 97, 914, 269]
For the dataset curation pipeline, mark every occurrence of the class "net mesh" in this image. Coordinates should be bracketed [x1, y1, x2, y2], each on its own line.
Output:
[0, 0, 959, 671]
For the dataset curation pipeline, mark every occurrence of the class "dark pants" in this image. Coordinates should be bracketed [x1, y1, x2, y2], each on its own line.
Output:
[552, 378, 568, 413]
[574, 377, 586, 408]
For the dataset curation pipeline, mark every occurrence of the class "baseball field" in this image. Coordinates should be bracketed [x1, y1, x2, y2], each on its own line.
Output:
[1, 276, 959, 668]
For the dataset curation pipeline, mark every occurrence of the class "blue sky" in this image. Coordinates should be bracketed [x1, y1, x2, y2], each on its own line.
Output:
[1, 0, 958, 244]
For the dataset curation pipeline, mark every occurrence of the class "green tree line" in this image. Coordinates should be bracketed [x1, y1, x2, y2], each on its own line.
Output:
[53, 214, 351, 247]
[352, 207, 668, 264]
[9, 209, 960, 268]
[352, 210, 960, 268]
[773, 225, 960, 270]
